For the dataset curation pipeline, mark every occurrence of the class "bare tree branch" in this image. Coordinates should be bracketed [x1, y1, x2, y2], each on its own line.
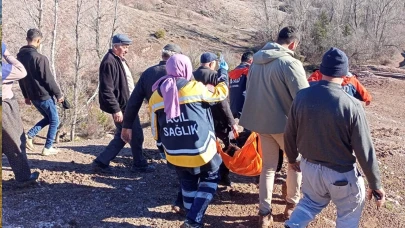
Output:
[50, 0, 59, 79]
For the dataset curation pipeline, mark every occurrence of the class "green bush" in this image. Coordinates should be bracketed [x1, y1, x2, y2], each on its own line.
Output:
[342, 24, 352, 37]
[154, 29, 165, 39]
[312, 12, 329, 48]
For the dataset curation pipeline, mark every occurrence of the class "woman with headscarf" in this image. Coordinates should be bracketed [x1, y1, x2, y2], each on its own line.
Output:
[149, 54, 228, 228]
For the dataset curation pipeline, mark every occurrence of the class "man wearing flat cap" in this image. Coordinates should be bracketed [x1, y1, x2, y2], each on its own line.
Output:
[284, 47, 385, 228]
[94, 33, 154, 173]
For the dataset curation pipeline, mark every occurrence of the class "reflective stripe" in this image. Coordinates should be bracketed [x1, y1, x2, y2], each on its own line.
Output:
[151, 113, 157, 139]
[165, 141, 217, 168]
[156, 142, 162, 146]
[199, 182, 218, 189]
[195, 191, 210, 199]
[183, 202, 192, 210]
[182, 189, 197, 198]
[151, 95, 202, 112]
[165, 131, 216, 155]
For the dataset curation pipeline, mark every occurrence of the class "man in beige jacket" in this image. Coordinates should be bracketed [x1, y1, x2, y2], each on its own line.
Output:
[239, 26, 309, 227]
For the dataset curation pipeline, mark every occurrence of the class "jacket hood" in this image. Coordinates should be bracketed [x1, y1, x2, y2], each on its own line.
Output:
[253, 42, 295, 65]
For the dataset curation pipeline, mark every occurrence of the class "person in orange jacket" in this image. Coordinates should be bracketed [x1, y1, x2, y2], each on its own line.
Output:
[308, 69, 372, 105]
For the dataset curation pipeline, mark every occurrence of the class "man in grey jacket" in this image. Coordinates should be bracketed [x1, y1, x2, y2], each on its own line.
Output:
[239, 26, 309, 227]
[284, 48, 385, 228]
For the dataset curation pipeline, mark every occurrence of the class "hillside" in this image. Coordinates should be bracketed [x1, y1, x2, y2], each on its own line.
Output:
[2, 1, 405, 227]
[2, 0, 261, 74]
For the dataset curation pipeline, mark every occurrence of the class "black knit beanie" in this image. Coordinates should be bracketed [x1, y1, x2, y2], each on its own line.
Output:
[320, 47, 348, 77]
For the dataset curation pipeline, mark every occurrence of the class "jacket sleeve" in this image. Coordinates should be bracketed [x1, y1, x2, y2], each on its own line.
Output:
[351, 105, 381, 190]
[217, 68, 229, 86]
[99, 62, 121, 114]
[123, 76, 146, 128]
[215, 68, 235, 125]
[283, 60, 309, 98]
[38, 56, 62, 99]
[2, 55, 27, 82]
[284, 99, 299, 163]
[219, 100, 236, 126]
[200, 82, 229, 103]
[352, 78, 372, 102]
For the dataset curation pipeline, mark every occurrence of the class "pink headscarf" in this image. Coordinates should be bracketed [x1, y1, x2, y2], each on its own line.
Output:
[152, 54, 193, 119]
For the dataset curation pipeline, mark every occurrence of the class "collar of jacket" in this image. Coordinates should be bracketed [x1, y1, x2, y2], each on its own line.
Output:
[21, 45, 38, 51]
[158, 60, 166, 65]
[317, 80, 343, 88]
[239, 62, 251, 67]
[198, 66, 213, 71]
[108, 49, 126, 62]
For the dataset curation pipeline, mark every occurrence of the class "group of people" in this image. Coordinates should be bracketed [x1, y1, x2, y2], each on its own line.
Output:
[2, 25, 385, 228]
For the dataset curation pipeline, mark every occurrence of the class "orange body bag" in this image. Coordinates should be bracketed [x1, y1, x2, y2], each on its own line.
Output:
[216, 132, 262, 176]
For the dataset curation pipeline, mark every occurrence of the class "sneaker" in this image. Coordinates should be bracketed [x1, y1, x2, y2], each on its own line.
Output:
[17, 171, 40, 187]
[180, 219, 203, 228]
[131, 164, 155, 173]
[284, 202, 296, 219]
[41, 147, 59, 156]
[258, 211, 273, 228]
[92, 160, 113, 174]
[26, 135, 35, 151]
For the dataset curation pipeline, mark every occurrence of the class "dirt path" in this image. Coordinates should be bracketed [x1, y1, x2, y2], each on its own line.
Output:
[2, 74, 405, 228]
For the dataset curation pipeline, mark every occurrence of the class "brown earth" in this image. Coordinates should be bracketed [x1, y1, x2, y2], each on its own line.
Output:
[2, 73, 405, 228]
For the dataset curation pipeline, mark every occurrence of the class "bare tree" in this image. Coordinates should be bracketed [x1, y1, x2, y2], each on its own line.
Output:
[22, 0, 44, 52]
[95, 0, 103, 60]
[87, 0, 120, 106]
[71, 0, 85, 141]
[50, 0, 59, 78]
[109, 0, 119, 47]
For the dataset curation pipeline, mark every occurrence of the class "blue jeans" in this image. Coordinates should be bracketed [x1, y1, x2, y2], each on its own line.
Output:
[285, 159, 365, 228]
[176, 167, 219, 225]
[96, 115, 147, 167]
[27, 99, 59, 149]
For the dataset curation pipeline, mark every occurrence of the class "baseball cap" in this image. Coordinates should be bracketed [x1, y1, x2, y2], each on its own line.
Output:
[112, 34, 132, 45]
[200, 52, 218, 63]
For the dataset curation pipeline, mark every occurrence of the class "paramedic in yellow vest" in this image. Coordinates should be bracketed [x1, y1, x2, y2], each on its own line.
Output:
[149, 54, 228, 228]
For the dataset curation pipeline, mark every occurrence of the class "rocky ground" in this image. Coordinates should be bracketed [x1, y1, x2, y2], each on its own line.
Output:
[2, 72, 405, 228]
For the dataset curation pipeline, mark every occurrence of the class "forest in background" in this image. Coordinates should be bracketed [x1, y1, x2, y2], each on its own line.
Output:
[2, 0, 405, 141]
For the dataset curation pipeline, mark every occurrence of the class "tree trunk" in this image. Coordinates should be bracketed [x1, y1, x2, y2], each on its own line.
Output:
[109, 0, 119, 47]
[71, 0, 83, 141]
[38, 0, 44, 53]
[96, 0, 102, 59]
[50, 0, 59, 78]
